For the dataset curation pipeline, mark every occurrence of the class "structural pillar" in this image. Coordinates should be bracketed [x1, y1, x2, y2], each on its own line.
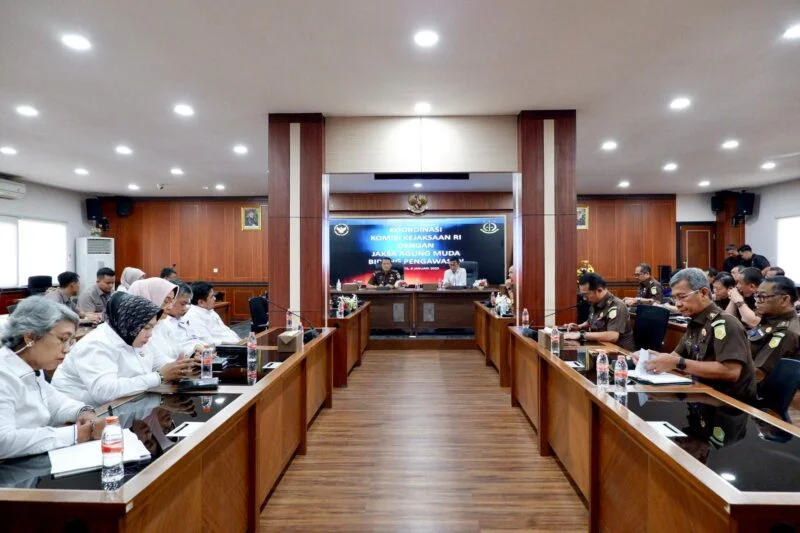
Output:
[515, 111, 577, 327]
[267, 113, 327, 327]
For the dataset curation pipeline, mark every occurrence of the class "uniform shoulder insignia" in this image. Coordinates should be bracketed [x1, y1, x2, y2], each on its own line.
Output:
[711, 426, 726, 446]
[651, 286, 658, 295]
[773, 332, 786, 339]
[779, 321, 787, 328]
[714, 322, 727, 340]
[769, 336, 782, 349]
[711, 319, 726, 327]
[608, 308, 617, 320]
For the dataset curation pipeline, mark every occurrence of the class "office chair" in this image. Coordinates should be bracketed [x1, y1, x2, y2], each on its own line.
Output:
[392, 263, 405, 278]
[633, 304, 670, 351]
[461, 261, 479, 286]
[27, 276, 53, 295]
[248, 296, 269, 333]
[757, 358, 800, 423]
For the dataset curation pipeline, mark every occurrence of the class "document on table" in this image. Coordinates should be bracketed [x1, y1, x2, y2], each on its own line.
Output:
[48, 429, 151, 478]
[630, 349, 692, 385]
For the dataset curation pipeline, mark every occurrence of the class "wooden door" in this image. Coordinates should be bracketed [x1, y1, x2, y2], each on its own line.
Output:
[677, 223, 716, 270]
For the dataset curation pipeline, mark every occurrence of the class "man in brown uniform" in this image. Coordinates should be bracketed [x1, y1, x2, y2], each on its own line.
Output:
[646, 268, 756, 404]
[749, 276, 800, 381]
[624, 263, 664, 305]
[564, 272, 635, 351]
[366, 257, 402, 288]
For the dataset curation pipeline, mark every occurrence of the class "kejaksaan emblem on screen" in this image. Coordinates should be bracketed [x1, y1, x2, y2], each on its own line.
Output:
[333, 224, 349, 236]
[480, 221, 499, 235]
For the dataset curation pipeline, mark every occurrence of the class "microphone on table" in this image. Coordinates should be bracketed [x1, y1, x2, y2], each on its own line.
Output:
[521, 303, 582, 340]
[265, 299, 320, 342]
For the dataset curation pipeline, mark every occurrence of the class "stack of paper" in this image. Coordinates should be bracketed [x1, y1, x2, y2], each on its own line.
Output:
[629, 349, 693, 385]
[48, 429, 151, 478]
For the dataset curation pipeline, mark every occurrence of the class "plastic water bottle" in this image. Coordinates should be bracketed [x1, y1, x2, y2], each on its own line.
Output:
[285, 311, 293, 331]
[614, 355, 628, 395]
[200, 344, 214, 379]
[336, 299, 345, 318]
[297, 323, 305, 351]
[521, 308, 530, 328]
[596, 351, 610, 389]
[551, 327, 561, 356]
[247, 332, 258, 385]
[201, 395, 212, 414]
[101, 416, 124, 487]
[336, 279, 342, 291]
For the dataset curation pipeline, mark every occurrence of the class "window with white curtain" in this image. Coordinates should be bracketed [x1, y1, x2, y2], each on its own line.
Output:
[0, 216, 18, 288]
[777, 216, 800, 281]
[16, 219, 68, 287]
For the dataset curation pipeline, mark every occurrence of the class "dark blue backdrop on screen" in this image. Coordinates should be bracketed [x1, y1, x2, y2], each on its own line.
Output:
[329, 217, 506, 285]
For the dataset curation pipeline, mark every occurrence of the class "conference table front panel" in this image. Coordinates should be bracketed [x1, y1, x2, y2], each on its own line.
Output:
[474, 302, 489, 354]
[508, 328, 800, 532]
[328, 302, 371, 387]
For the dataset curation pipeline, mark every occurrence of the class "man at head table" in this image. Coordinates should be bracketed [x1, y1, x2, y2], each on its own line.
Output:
[77, 267, 115, 315]
[442, 257, 467, 288]
[44, 271, 102, 324]
[160, 267, 179, 282]
[642, 268, 756, 404]
[563, 272, 635, 351]
[366, 257, 402, 288]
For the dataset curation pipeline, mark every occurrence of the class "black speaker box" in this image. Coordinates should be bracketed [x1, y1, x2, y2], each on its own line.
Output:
[710, 194, 723, 213]
[736, 192, 755, 216]
[85, 198, 102, 221]
[116, 197, 134, 217]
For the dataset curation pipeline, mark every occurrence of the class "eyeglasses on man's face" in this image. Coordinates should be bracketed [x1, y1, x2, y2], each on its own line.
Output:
[673, 290, 700, 302]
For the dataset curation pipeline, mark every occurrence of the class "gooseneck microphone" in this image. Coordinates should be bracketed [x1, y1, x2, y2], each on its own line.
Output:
[265, 299, 320, 342]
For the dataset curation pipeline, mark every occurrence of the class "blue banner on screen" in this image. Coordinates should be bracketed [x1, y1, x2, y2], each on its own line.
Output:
[329, 217, 505, 285]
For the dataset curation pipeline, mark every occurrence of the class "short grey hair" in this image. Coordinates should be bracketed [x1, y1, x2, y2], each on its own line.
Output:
[175, 281, 193, 300]
[1, 296, 79, 349]
[669, 268, 710, 291]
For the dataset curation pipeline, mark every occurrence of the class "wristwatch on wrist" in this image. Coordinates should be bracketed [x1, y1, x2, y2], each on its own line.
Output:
[735, 300, 745, 308]
[579, 330, 586, 342]
[158, 369, 167, 384]
[676, 357, 687, 371]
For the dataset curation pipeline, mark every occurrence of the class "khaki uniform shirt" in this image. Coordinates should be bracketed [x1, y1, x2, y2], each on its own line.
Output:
[588, 293, 635, 351]
[674, 304, 756, 403]
[638, 278, 664, 303]
[77, 285, 111, 314]
[748, 311, 800, 375]
[367, 269, 401, 287]
[43, 289, 79, 314]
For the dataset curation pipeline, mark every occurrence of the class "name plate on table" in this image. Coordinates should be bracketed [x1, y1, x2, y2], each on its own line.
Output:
[342, 283, 359, 292]
[277, 330, 303, 353]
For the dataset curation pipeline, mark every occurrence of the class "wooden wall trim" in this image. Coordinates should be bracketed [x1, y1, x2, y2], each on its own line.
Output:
[329, 192, 513, 212]
[554, 114, 577, 324]
[267, 120, 291, 325]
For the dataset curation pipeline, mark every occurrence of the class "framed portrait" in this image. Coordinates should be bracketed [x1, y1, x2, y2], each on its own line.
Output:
[241, 207, 262, 231]
[577, 206, 589, 230]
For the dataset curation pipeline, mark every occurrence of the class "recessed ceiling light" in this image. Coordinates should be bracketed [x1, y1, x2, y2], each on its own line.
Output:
[74, 167, 89, 176]
[669, 97, 692, 110]
[15, 105, 39, 117]
[783, 24, 800, 40]
[761, 161, 777, 170]
[115, 145, 133, 155]
[0, 146, 17, 155]
[601, 140, 618, 151]
[662, 162, 678, 172]
[170, 167, 184, 176]
[202, 186, 209, 190]
[721, 139, 740, 150]
[720, 472, 736, 482]
[215, 184, 225, 191]
[414, 101, 432, 114]
[413, 30, 439, 48]
[173, 103, 194, 117]
[127, 183, 140, 191]
[61, 34, 92, 51]
[413, 182, 423, 188]
[698, 180, 711, 187]
[617, 180, 630, 188]
[233, 144, 248, 155]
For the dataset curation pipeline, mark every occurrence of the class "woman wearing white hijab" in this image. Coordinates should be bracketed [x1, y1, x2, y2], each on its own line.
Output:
[116, 267, 146, 293]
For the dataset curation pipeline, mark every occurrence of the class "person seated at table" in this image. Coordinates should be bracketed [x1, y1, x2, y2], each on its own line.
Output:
[712, 273, 735, 310]
[749, 276, 800, 383]
[644, 268, 756, 404]
[43, 271, 101, 324]
[563, 272, 635, 351]
[184, 281, 240, 345]
[505, 265, 515, 300]
[366, 257, 403, 288]
[159, 267, 179, 282]
[145, 281, 204, 362]
[52, 292, 195, 405]
[765, 266, 786, 277]
[0, 297, 103, 460]
[726, 267, 762, 328]
[624, 263, 663, 306]
[116, 267, 145, 293]
[442, 257, 467, 288]
[704, 268, 718, 287]
[77, 267, 115, 314]
[130, 277, 196, 362]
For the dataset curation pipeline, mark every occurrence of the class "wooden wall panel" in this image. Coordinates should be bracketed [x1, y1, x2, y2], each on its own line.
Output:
[329, 192, 513, 213]
[576, 196, 676, 282]
[554, 114, 577, 324]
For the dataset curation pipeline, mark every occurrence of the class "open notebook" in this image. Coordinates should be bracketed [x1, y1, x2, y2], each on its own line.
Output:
[48, 429, 151, 478]
[629, 349, 693, 385]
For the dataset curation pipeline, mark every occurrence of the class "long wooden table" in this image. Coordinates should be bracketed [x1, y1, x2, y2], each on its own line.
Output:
[474, 301, 515, 386]
[0, 327, 335, 532]
[327, 302, 371, 387]
[508, 327, 800, 532]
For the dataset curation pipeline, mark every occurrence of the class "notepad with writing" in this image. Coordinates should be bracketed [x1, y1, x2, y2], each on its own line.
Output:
[629, 370, 692, 385]
[48, 429, 151, 478]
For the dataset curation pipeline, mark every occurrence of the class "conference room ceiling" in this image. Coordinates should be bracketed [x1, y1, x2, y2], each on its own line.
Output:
[0, 1, 799, 197]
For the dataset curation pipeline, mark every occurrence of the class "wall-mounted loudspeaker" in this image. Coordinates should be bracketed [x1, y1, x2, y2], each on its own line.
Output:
[710, 194, 723, 213]
[736, 192, 755, 216]
[86, 198, 102, 221]
[116, 197, 134, 217]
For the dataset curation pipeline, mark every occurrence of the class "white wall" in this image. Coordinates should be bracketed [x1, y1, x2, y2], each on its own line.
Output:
[0, 181, 93, 272]
[745, 178, 800, 265]
[676, 194, 715, 222]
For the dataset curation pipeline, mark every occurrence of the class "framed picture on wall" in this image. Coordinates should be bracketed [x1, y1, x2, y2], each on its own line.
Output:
[241, 207, 262, 231]
[577, 206, 589, 230]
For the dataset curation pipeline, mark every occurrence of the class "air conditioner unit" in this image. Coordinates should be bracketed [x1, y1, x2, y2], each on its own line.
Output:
[75, 237, 115, 294]
[0, 178, 26, 200]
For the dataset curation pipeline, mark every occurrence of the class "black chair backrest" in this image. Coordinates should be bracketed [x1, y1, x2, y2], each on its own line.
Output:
[392, 263, 405, 278]
[27, 276, 53, 295]
[633, 305, 671, 351]
[248, 296, 269, 333]
[758, 358, 800, 422]
[461, 261, 479, 287]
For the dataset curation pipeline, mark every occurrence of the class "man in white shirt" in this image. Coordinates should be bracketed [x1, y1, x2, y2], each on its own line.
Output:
[184, 281, 240, 345]
[147, 282, 204, 362]
[443, 257, 467, 287]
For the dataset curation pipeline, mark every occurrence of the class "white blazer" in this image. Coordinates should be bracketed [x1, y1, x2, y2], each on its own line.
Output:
[0, 346, 86, 460]
[143, 316, 202, 363]
[443, 267, 467, 287]
[183, 305, 240, 345]
[51, 323, 162, 405]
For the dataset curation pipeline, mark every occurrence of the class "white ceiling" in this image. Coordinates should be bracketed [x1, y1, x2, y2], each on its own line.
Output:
[0, 1, 799, 197]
